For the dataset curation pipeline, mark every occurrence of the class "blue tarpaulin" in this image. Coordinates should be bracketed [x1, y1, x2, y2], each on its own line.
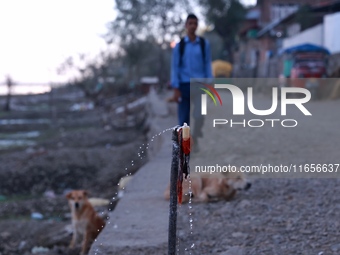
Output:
[281, 43, 330, 55]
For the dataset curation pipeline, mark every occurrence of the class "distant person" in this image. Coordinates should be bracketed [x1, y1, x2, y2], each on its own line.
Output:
[169, 13, 213, 151]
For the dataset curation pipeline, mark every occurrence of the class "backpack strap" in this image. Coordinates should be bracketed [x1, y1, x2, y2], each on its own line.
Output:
[179, 36, 206, 67]
[199, 36, 206, 63]
[179, 38, 185, 67]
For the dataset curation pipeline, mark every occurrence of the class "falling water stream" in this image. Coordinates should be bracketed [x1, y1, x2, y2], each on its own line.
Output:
[188, 178, 195, 254]
[178, 177, 195, 255]
[93, 126, 178, 255]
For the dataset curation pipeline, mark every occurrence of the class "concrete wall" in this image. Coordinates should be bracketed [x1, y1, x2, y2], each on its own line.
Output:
[282, 24, 324, 49]
[324, 12, 340, 54]
[282, 11, 340, 55]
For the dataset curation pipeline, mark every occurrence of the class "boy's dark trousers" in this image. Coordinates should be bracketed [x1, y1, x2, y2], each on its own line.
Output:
[177, 82, 204, 140]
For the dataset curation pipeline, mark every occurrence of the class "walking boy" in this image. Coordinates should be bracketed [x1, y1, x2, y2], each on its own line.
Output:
[170, 13, 213, 151]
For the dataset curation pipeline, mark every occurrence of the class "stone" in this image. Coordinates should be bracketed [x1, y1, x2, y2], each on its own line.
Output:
[237, 199, 251, 209]
[331, 243, 340, 252]
[219, 246, 245, 255]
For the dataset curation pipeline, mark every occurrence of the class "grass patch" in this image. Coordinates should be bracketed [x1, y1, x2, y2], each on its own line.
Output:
[0, 215, 32, 221]
[0, 194, 41, 203]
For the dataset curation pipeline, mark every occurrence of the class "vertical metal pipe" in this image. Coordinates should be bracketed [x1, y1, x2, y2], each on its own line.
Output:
[168, 126, 180, 255]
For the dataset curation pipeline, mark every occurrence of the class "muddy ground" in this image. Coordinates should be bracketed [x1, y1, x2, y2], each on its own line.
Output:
[0, 90, 149, 255]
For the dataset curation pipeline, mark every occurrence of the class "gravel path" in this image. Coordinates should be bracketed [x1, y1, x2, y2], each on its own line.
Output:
[176, 93, 340, 255]
[178, 178, 340, 255]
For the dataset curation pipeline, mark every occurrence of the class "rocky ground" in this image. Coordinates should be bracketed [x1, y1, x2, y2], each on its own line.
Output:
[177, 178, 340, 255]
[175, 92, 340, 255]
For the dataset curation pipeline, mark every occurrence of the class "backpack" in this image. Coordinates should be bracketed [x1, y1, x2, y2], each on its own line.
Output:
[179, 36, 206, 67]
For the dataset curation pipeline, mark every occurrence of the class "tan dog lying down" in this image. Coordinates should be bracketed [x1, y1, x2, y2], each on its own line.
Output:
[164, 172, 251, 203]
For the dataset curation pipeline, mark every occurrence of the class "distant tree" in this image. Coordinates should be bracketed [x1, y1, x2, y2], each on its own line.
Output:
[107, 0, 186, 43]
[3, 75, 13, 111]
[58, 54, 111, 104]
[204, 30, 225, 61]
[107, 0, 188, 85]
[198, 0, 247, 63]
[294, 5, 314, 31]
[59, 0, 191, 94]
[121, 37, 154, 82]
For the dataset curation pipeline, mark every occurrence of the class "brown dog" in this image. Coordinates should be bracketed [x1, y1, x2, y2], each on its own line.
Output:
[66, 190, 105, 255]
[164, 172, 251, 203]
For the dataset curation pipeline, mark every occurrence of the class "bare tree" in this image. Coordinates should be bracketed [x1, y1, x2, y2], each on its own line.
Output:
[198, 0, 247, 63]
[106, 0, 188, 85]
[3, 75, 13, 111]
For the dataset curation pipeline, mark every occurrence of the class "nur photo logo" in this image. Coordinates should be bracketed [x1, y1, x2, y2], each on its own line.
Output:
[200, 83, 223, 115]
[200, 84, 312, 128]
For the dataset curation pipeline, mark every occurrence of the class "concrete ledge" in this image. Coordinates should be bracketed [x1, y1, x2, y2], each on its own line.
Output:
[90, 91, 175, 255]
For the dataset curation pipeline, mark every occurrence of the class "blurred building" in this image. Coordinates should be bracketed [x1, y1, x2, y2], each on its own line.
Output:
[234, 0, 340, 77]
[258, 0, 311, 25]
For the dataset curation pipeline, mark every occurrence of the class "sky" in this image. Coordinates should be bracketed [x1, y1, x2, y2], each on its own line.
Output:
[0, 0, 256, 84]
[241, 0, 257, 6]
[0, 0, 116, 83]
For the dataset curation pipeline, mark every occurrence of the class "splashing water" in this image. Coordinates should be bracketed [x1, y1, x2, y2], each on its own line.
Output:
[188, 177, 195, 255]
[92, 126, 175, 254]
